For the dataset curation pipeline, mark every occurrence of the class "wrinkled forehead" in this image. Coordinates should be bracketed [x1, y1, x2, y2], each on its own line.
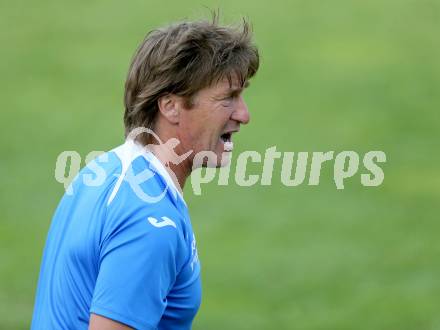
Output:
[189, 72, 249, 103]
[212, 74, 249, 93]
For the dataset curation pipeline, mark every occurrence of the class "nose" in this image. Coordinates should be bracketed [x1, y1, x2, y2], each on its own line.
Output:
[231, 96, 250, 125]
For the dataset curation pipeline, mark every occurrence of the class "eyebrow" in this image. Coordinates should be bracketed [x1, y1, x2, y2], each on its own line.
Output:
[219, 81, 250, 98]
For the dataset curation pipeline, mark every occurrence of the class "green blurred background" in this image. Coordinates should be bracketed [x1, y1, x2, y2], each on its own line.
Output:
[1, 0, 439, 329]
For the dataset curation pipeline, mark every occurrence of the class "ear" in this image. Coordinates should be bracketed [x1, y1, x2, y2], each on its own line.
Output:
[157, 94, 180, 124]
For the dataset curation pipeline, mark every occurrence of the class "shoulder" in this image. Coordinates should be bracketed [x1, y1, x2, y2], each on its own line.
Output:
[68, 142, 190, 262]
[101, 168, 189, 264]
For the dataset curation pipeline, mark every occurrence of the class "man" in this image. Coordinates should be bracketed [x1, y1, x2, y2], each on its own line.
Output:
[31, 16, 259, 330]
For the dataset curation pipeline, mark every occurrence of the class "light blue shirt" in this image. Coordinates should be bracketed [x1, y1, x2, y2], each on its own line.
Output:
[32, 140, 201, 329]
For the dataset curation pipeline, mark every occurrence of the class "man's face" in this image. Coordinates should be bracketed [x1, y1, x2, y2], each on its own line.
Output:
[177, 77, 251, 168]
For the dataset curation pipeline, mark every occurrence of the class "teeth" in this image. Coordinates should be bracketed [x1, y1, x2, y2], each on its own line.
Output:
[224, 141, 234, 151]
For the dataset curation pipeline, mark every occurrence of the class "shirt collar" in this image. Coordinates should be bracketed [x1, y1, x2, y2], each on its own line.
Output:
[127, 139, 185, 204]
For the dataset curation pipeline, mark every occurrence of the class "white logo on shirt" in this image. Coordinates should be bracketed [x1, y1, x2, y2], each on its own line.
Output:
[190, 233, 199, 271]
[147, 216, 177, 229]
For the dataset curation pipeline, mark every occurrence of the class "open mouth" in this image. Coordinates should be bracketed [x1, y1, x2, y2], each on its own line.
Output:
[220, 132, 234, 152]
[220, 132, 232, 143]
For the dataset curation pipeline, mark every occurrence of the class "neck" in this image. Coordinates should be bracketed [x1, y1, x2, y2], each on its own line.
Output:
[149, 144, 192, 192]
[142, 124, 193, 193]
[144, 118, 195, 192]
[169, 160, 191, 190]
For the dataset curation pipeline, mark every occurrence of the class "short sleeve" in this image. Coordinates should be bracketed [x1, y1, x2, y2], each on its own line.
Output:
[90, 210, 183, 330]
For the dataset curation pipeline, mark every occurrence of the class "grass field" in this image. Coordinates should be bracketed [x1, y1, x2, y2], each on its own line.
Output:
[1, 0, 439, 329]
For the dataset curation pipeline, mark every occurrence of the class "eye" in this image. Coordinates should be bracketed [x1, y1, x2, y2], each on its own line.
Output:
[221, 96, 234, 107]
